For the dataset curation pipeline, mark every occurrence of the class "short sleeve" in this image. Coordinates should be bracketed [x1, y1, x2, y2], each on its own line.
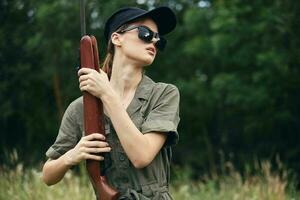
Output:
[46, 101, 81, 159]
[141, 84, 180, 147]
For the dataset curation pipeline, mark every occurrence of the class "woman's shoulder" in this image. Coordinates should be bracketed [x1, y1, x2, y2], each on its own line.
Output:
[64, 96, 83, 117]
[144, 75, 179, 95]
[140, 76, 180, 109]
[154, 81, 179, 93]
[147, 78, 180, 99]
[69, 96, 83, 107]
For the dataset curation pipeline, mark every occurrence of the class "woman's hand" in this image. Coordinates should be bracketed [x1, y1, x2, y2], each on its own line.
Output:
[78, 68, 111, 99]
[63, 133, 111, 166]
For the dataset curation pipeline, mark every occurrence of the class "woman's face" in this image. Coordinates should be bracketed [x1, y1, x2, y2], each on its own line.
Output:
[113, 18, 159, 67]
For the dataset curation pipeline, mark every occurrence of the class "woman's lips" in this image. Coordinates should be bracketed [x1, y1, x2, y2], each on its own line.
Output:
[146, 47, 156, 55]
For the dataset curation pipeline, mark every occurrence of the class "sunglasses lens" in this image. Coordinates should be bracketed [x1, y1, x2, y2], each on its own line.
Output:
[136, 26, 167, 51]
[138, 26, 153, 43]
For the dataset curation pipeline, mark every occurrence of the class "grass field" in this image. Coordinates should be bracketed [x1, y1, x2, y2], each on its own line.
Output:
[0, 161, 299, 200]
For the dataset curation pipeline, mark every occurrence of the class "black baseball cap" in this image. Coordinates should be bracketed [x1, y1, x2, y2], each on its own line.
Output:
[104, 6, 177, 42]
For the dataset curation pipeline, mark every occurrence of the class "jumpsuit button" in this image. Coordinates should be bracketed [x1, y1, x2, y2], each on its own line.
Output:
[119, 154, 125, 161]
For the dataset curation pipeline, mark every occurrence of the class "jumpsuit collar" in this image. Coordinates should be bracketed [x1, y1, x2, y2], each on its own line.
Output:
[126, 74, 155, 117]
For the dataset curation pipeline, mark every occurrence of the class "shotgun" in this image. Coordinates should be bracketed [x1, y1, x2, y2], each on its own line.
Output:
[79, 0, 119, 199]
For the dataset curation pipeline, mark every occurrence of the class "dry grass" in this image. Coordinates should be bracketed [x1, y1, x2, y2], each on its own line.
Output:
[0, 160, 298, 200]
[0, 164, 94, 200]
[171, 160, 299, 200]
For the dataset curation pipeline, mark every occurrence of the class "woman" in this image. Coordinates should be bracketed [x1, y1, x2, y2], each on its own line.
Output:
[42, 6, 180, 200]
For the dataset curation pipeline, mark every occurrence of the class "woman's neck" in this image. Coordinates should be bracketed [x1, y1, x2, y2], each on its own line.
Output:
[109, 57, 143, 99]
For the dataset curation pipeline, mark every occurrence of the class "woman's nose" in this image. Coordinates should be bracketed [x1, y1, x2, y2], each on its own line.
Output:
[152, 37, 160, 44]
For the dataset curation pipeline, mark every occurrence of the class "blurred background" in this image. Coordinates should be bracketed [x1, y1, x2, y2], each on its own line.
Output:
[1, 0, 300, 198]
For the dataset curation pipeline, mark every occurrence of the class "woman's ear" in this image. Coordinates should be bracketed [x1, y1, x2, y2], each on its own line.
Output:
[111, 33, 122, 47]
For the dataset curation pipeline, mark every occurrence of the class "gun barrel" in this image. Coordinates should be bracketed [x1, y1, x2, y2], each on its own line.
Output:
[80, 35, 119, 200]
[80, 0, 86, 36]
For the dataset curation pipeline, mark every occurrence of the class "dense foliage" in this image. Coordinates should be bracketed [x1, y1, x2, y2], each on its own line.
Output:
[1, 0, 299, 179]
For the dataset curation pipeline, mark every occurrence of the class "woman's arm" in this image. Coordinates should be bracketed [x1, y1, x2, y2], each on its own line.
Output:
[42, 133, 111, 185]
[102, 93, 167, 169]
[42, 155, 72, 186]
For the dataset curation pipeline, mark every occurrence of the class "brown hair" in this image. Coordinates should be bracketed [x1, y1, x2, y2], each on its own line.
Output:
[101, 23, 132, 79]
[101, 40, 114, 79]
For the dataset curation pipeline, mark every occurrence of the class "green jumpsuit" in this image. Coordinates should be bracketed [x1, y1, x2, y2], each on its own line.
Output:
[46, 75, 180, 199]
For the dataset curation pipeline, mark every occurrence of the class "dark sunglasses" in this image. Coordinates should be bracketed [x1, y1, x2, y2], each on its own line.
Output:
[117, 25, 167, 51]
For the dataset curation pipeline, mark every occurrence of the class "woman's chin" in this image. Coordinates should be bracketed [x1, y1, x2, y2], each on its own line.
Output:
[141, 55, 155, 66]
[126, 53, 154, 66]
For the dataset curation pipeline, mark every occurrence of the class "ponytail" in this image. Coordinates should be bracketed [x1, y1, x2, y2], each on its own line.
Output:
[101, 40, 114, 79]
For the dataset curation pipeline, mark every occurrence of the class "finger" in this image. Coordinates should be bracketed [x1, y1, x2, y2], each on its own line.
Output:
[85, 147, 111, 153]
[79, 80, 87, 88]
[84, 133, 106, 141]
[80, 79, 93, 88]
[78, 68, 86, 76]
[80, 77, 97, 88]
[78, 68, 93, 76]
[97, 147, 112, 153]
[84, 153, 104, 161]
[79, 74, 89, 82]
[91, 133, 106, 140]
[85, 140, 109, 148]
[79, 84, 89, 92]
[80, 85, 88, 92]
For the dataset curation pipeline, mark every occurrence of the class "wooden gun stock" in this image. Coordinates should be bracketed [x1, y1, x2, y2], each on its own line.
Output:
[80, 35, 119, 200]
